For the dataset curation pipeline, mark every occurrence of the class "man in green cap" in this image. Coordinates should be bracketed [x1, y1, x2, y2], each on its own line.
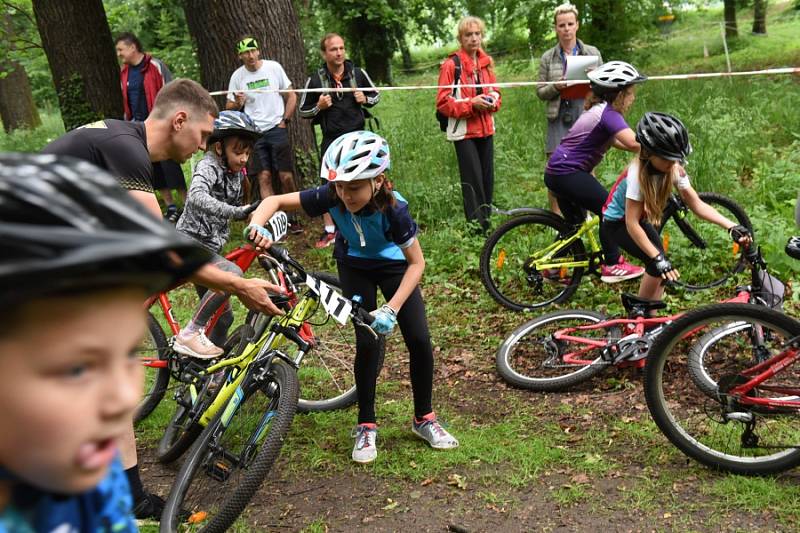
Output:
[227, 36, 301, 232]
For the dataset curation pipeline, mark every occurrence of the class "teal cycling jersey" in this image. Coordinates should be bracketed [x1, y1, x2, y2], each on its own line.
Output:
[300, 184, 418, 268]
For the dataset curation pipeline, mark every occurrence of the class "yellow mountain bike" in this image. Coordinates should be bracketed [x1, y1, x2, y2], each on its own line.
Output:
[160, 245, 379, 532]
[480, 192, 751, 311]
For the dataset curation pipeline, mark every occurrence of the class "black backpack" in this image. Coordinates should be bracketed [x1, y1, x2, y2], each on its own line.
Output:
[436, 54, 461, 132]
[317, 66, 379, 131]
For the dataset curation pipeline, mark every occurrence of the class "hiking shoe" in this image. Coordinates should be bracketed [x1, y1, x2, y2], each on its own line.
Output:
[412, 413, 459, 449]
[351, 423, 378, 463]
[600, 257, 644, 283]
[174, 331, 224, 359]
[315, 230, 336, 249]
[133, 491, 190, 522]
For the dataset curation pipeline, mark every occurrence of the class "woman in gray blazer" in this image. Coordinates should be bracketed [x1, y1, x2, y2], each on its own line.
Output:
[537, 3, 602, 212]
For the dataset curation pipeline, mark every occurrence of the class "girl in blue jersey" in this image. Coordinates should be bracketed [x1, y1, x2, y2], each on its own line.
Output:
[601, 112, 751, 305]
[249, 131, 458, 463]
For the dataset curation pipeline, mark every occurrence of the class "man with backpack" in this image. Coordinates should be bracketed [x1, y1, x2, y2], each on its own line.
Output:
[299, 33, 380, 248]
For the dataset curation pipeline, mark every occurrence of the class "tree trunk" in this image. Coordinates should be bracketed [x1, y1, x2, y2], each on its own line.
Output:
[399, 37, 413, 71]
[0, 62, 41, 133]
[752, 0, 768, 34]
[0, 14, 41, 133]
[724, 0, 738, 38]
[183, 0, 317, 186]
[362, 39, 392, 85]
[31, 0, 122, 131]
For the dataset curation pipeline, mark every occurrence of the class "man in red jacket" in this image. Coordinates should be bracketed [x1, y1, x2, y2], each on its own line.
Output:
[116, 32, 187, 222]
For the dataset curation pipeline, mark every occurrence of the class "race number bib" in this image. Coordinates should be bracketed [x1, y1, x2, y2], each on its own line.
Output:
[305, 274, 352, 325]
[268, 211, 289, 242]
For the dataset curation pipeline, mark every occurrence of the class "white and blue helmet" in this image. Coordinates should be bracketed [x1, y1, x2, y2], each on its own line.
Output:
[321, 130, 390, 182]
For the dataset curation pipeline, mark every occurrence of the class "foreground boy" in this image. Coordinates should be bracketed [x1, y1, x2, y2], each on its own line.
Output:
[0, 154, 209, 531]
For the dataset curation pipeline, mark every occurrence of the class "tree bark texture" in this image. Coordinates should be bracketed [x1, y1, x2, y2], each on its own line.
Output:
[0, 62, 41, 133]
[724, 0, 738, 38]
[183, 0, 317, 185]
[0, 14, 41, 133]
[752, 0, 767, 34]
[32, 0, 123, 131]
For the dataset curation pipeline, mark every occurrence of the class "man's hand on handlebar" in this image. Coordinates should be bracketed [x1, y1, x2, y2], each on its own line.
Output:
[235, 278, 286, 316]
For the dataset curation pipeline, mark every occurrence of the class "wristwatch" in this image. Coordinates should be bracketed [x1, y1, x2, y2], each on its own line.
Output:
[282, 117, 291, 125]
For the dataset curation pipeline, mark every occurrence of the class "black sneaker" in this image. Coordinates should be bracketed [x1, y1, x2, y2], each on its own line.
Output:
[288, 220, 304, 235]
[133, 491, 190, 522]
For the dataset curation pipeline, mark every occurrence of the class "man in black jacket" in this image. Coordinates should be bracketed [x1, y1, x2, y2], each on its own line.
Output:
[299, 33, 380, 248]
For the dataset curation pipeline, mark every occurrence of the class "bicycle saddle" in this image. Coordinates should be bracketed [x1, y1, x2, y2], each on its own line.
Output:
[621, 293, 667, 314]
[785, 236, 800, 260]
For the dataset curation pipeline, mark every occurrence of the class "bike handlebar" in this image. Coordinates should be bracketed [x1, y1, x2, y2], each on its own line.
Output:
[254, 242, 379, 338]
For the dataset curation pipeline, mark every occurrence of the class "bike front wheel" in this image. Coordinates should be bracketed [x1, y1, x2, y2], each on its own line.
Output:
[496, 310, 613, 391]
[645, 303, 800, 475]
[156, 326, 249, 464]
[161, 358, 299, 532]
[659, 192, 752, 290]
[135, 311, 170, 423]
[480, 214, 586, 311]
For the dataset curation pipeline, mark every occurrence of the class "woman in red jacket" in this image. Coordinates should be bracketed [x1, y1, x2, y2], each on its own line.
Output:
[436, 16, 501, 233]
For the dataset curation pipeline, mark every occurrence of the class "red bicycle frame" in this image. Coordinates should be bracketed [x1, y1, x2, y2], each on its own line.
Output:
[554, 289, 752, 369]
[141, 244, 317, 369]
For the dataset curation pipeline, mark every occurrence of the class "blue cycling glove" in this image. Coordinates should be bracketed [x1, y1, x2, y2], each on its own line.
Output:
[243, 224, 273, 242]
[369, 304, 397, 335]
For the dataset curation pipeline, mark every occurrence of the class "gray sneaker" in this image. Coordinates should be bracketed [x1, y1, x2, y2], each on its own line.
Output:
[351, 424, 378, 463]
[412, 414, 459, 449]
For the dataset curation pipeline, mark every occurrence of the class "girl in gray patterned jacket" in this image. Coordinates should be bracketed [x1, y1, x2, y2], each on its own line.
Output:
[174, 111, 260, 358]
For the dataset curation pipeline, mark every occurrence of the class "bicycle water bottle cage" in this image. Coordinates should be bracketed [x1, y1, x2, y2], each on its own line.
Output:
[621, 293, 666, 316]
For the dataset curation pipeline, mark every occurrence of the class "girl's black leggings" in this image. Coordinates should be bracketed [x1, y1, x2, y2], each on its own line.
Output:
[602, 218, 665, 276]
[336, 261, 434, 424]
[544, 170, 621, 264]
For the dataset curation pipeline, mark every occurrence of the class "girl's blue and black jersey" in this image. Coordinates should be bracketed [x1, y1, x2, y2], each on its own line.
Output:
[299, 184, 418, 269]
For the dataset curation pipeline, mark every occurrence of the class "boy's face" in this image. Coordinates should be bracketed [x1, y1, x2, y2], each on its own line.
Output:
[0, 289, 145, 493]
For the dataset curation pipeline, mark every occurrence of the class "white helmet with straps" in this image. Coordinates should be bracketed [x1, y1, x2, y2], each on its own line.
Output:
[321, 130, 390, 182]
[587, 60, 647, 94]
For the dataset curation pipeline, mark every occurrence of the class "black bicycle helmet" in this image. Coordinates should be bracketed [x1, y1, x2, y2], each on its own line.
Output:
[786, 236, 800, 260]
[208, 110, 260, 144]
[0, 153, 211, 305]
[636, 112, 693, 163]
[588, 60, 647, 96]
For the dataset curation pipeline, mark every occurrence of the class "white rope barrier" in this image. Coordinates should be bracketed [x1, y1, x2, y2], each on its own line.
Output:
[208, 67, 800, 96]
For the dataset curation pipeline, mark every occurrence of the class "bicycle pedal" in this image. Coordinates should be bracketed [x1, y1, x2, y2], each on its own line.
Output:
[206, 460, 231, 482]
